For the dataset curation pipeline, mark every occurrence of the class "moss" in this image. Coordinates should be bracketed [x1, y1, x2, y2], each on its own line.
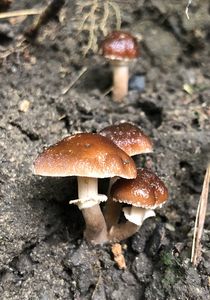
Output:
[160, 252, 174, 267]
[159, 251, 185, 290]
[162, 268, 178, 289]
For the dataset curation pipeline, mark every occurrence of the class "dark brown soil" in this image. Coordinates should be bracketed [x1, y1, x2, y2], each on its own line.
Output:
[0, 1, 210, 299]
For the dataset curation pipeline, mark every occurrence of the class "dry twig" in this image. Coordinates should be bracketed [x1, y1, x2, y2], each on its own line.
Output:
[61, 66, 88, 95]
[25, 0, 65, 39]
[191, 163, 210, 266]
[0, 37, 27, 61]
[91, 269, 102, 299]
[185, 0, 192, 19]
[0, 8, 43, 19]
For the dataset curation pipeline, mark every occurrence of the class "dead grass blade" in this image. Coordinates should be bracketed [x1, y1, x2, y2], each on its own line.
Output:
[0, 8, 43, 19]
[61, 66, 88, 95]
[191, 163, 210, 266]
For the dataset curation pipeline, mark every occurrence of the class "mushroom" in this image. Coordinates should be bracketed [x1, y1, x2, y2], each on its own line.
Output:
[100, 31, 140, 102]
[33, 133, 137, 245]
[99, 122, 153, 156]
[108, 168, 168, 242]
[99, 122, 153, 229]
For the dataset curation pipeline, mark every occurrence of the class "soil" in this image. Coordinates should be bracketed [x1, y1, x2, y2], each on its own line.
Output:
[0, 0, 210, 299]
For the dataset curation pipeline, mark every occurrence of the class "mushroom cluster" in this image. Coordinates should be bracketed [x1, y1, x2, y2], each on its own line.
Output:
[33, 122, 168, 245]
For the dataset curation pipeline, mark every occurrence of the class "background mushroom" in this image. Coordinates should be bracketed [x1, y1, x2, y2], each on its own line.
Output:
[108, 168, 168, 242]
[100, 31, 140, 102]
[33, 133, 137, 244]
[99, 122, 153, 229]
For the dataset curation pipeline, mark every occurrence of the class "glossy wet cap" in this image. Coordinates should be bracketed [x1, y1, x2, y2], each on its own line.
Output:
[99, 122, 153, 156]
[111, 168, 168, 208]
[100, 31, 140, 61]
[33, 133, 137, 179]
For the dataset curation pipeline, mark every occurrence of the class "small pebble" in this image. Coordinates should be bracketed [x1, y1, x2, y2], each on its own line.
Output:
[129, 74, 145, 92]
[165, 223, 175, 232]
[18, 100, 30, 113]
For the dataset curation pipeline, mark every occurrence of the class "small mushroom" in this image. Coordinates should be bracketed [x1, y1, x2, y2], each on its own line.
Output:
[100, 122, 153, 229]
[99, 122, 153, 156]
[100, 31, 140, 102]
[33, 133, 137, 245]
[108, 168, 168, 242]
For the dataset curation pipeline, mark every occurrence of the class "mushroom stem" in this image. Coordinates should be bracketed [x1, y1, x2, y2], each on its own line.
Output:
[104, 199, 122, 230]
[77, 177, 108, 244]
[108, 222, 140, 242]
[104, 177, 122, 230]
[77, 176, 98, 203]
[82, 204, 108, 244]
[108, 206, 156, 242]
[112, 62, 129, 102]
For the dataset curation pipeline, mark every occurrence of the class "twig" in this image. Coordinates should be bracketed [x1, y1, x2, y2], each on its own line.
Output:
[0, 8, 43, 19]
[0, 37, 27, 61]
[185, 0, 192, 20]
[91, 269, 102, 299]
[102, 86, 112, 97]
[191, 163, 210, 266]
[61, 66, 88, 95]
[25, 0, 65, 39]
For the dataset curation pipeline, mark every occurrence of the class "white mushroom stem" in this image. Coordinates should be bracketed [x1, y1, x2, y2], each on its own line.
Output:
[111, 62, 129, 102]
[109, 222, 139, 242]
[108, 206, 156, 242]
[77, 176, 108, 244]
[77, 177, 100, 209]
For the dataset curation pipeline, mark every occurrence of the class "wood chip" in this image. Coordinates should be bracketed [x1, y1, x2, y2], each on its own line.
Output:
[111, 243, 126, 269]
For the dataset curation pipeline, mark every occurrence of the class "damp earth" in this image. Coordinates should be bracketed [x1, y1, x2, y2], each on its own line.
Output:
[0, 1, 210, 299]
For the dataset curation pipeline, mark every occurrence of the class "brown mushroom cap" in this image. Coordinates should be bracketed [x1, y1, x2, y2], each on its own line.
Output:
[99, 122, 153, 156]
[111, 168, 168, 209]
[100, 31, 140, 61]
[33, 133, 137, 179]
